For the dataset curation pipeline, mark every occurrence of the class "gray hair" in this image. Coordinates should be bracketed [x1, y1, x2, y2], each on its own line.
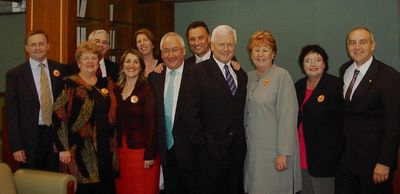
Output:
[211, 25, 237, 44]
[346, 26, 375, 44]
[160, 32, 186, 49]
[88, 29, 109, 41]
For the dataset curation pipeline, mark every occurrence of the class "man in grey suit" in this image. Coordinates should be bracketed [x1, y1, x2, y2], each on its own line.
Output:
[184, 25, 247, 194]
[335, 27, 400, 194]
[6, 30, 64, 171]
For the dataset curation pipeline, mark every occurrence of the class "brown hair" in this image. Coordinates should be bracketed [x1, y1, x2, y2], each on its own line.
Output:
[133, 28, 159, 58]
[75, 41, 102, 62]
[25, 30, 48, 45]
[117, 49, 147, 87]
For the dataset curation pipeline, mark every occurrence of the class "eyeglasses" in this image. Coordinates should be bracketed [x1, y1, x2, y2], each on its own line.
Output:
[92, 39, 109, 46]
[80, 56, 98, 62]
[162, 48, 182, 55]
[304, 58, 323, 65]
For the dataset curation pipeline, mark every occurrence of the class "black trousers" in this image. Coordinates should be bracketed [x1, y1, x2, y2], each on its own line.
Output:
[163, 146, 199, 194]
[335, 162, 393, 194]
[21, 125, 59, 172]
[197, 148, 244, 194]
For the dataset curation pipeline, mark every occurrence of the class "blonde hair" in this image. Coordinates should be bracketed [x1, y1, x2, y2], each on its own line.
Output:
[75, 41, 102, 62]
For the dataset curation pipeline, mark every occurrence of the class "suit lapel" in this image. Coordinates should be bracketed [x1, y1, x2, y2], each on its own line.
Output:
[351, 60, 379, 102]
[47, 61, 60, 98]
[22, 63, 40, 102]
[304, 73, 328, 108]
[208, 58, 233, 96]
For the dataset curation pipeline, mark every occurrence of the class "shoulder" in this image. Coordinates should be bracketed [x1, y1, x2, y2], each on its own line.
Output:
[7, 62, 29, 76]
[295, 76, 307, 87]
[272, 65, 293, 80]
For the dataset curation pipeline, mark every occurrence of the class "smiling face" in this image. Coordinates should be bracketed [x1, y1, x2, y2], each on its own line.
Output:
[136, 33, 154, 56]
[122, 53, 142, 79]
[25, 33, 49, 62]
[250, 45, 275, 68]
[347, 29, 375, 66]
[303, 52, 325, 78]
[188, 26, 210, 57]
[161, 35, 185, 70]
[78, 51, 99, 75]
[90, 33, 109, 56]
[211, 31, 235, 64]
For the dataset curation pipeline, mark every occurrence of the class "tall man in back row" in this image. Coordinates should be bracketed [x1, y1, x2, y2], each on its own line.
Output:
[336, 27, 400, 194]
[184, 25, 247, 194]
[6, 30, 64, 171]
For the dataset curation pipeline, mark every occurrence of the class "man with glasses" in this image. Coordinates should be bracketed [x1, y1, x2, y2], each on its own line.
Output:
[148, 32, 198, 194]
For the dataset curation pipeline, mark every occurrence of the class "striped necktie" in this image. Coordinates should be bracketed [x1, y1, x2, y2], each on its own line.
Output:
[224, 64, 237, 95]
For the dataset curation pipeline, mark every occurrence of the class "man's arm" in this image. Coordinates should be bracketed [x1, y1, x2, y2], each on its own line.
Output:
[5, 69, 26, 162]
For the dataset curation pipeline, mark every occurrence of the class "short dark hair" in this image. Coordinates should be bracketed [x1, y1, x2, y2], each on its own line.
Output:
[25, 30, 48, 45]
[297, 44, 329, 74]
[186, 21, 210, 39]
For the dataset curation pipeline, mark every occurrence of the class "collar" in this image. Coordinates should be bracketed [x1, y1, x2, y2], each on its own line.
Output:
[166, 61, 184, 75]
[350, 56, 373, 75]
[195, 49, 211, 63]
[29, 58, 48, 68]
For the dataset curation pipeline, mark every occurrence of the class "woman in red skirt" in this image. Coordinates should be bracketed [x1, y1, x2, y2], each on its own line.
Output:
[115, 49, 160, 194]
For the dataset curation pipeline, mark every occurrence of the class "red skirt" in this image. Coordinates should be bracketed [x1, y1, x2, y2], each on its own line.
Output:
[115, 135, 160, 194]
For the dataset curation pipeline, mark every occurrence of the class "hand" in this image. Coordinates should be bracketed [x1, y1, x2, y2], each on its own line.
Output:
[13, 150, 27, 163]
[373, 163, 390, 184]
[144, 160, 154, 168]
[231, 61, 241, 71]
[275, 154, 287, 171]
[59, 151, 71, 164]
[153, 63, 164, 74]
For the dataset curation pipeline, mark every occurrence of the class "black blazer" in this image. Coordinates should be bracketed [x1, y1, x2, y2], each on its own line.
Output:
[183, 57, 248, 162]
[5, 60, 64, 163]
[62, 59, 119, 81]
[148, 61, 197, 168]
[339, 58, 400, 173]
[295, 73, 345, 177]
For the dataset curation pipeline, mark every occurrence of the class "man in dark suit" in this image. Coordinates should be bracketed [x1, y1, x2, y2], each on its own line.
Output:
[148, 32, 198, 194]
[186, 21, 211, 65]
[184, 25, 247, 194]
[5, 30, 64, 171]
[63, 29, 119, 81]
[335, 27, 400, 194]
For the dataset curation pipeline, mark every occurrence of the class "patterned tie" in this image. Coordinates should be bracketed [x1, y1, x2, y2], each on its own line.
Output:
[224, 64, 237, 95]
[344, 69, 360, 101]
[39, 64, 52, 126]
[164, 70, 176, 149]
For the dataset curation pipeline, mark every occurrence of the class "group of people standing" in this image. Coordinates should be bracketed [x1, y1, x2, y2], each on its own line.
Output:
[5, 21, 400, 194]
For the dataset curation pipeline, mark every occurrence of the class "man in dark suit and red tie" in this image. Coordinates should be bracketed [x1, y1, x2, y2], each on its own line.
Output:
[5, 30, 64, 171]
[148, 32, 198, 194]
[336, 26, 400, 194]
[184, 25, 247, 194]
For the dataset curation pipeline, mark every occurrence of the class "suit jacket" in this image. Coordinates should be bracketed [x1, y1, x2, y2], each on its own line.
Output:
[148, 61, 196, 168]
[183, 58, 248, 162]
[295, 73, 345, 177]
[5, 60, 64, 163]
[339, 58, 400, 173]
[62, 59, 119, 81]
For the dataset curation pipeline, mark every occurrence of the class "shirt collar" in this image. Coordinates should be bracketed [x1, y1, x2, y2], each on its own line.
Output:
[213, 55, 232, 71]
[195, 49, 211, 63]
[166, 61, 184, 75]
[29, 58, 48, 68]
[351, 56, 373, 75]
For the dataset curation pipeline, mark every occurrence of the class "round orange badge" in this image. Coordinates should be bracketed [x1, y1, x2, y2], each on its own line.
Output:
[130, 95, 138, 103]
[53, 69, 60, 77]
[317, 95, 325, 103]
[263, 79, 269, 86]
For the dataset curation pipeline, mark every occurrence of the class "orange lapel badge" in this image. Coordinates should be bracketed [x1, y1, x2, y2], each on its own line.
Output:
[53, 69, 60, 77]
[317, 95, 325, 103]
[130, 95, 138, 103]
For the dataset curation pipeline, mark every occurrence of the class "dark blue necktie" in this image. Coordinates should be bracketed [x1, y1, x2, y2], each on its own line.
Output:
[224, 64, 237, 95]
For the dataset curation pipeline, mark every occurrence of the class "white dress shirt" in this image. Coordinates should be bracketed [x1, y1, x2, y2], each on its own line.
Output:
[343, 56, 373, 100]
[195, 49, 211, 64]
[213, 56, 238, 86]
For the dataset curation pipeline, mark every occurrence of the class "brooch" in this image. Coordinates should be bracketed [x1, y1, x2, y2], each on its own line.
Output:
[130, 95, 138, 103]
[317, 95, 325, 103]
[53, 69, 60, 77]
[263, 79, 269, 86]
[100, 88, 109, 95]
